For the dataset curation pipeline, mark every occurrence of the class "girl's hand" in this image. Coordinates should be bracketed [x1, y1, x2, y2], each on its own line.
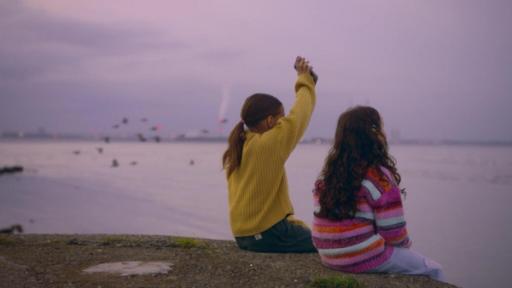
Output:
[294, 56, 318, 84]
[294, 56, 310, 75]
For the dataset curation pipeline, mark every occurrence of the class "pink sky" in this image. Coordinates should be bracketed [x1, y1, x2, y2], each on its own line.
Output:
[1, 0, 511, 141]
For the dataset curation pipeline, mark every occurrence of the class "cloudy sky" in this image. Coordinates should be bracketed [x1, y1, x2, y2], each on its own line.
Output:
[1, 0, 511, 141]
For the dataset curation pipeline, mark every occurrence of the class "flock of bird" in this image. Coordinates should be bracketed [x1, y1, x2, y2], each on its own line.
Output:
[72, 116, 204, 167]
[71, 117, 165, 168]
[104, 117, 163, 144]
[1, 116, 219, 234]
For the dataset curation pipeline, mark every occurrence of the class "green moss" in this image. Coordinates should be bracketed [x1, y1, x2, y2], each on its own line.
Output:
[0, 236, 16, 246]
[96, 235, 206, 249]
[172, 237, 204, 249]
[100, 236, 127, 246]
[309, 275, 363, 288]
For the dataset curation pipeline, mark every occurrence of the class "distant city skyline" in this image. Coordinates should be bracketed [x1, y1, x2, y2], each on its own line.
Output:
[3, 126, 512, 146]
[1, 0, 511, 142]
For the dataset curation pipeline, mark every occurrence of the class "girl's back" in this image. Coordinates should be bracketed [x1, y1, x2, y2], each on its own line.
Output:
[313, 106, 445, 282]
[312, 166, 407, 273]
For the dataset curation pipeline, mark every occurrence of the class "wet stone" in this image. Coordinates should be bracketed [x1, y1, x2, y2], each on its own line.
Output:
[83, 261, 173, 276]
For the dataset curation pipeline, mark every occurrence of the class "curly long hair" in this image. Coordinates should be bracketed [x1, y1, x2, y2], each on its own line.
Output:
[316, 106, 403, 220]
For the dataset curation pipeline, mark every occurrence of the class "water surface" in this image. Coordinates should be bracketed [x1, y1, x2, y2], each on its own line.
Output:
[1, 141, 511, 287]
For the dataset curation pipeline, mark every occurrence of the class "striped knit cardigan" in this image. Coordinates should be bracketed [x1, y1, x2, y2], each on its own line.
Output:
[312, 166, 411, 273]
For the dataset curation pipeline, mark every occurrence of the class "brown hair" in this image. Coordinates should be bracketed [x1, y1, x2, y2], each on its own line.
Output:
[222, 93, 283, 177]
[316, 106, 403, 220]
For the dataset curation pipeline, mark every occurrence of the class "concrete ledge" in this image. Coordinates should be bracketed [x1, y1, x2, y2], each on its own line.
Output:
[0, 234, 458, 288]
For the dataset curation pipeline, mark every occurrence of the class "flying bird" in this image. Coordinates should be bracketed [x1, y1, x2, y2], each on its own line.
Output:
[137, 133, 147, 142]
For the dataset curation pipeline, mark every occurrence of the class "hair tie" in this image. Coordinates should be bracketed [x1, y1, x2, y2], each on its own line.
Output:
[240, 120, 249, 131]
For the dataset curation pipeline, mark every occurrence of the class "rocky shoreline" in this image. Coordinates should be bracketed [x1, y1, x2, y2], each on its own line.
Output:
[0, 234, 457, 288]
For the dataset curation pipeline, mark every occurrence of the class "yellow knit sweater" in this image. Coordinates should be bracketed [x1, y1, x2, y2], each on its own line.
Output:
[227, 73, 316, 237]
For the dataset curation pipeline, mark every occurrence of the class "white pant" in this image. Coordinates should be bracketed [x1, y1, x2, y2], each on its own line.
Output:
[368, 247, 446, 282]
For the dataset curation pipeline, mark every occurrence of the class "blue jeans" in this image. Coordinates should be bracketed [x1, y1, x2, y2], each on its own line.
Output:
[235, 218, 316, 253]
[368, 247, 446, 282]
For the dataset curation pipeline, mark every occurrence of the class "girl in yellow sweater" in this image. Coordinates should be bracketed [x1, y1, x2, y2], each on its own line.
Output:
[222, 56, 317, 253]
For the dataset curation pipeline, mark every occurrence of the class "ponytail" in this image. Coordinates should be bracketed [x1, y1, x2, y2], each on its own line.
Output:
[222, 121, 246, 177]
[222, 93, 282, 177]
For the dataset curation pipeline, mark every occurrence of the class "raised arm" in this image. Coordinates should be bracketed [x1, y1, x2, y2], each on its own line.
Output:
[263, 56, 317, 161]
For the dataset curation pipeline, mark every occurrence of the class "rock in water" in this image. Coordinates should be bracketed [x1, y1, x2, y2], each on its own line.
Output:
[0, 224, 23, 234]
[0, 166, 24, 175]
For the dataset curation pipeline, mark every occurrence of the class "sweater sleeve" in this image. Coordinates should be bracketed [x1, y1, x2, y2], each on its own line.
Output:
[362, 169, 411, 248]
[262, 73, 316, 162]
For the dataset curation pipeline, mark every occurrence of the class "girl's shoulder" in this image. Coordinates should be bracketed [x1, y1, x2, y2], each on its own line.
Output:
[364, 166, 395, 194]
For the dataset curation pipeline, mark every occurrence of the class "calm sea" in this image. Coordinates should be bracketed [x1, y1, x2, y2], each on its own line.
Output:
[1, 141, 511, 287]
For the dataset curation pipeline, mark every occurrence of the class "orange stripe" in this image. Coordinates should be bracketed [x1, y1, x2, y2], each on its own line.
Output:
[366, 168, 392, 191]
[357, 199, 369, 205]
[314, 222, 370, 233]
[386, 230, 407, 242]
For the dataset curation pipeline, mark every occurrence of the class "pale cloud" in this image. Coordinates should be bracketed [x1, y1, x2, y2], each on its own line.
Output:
[1, 0, 511, 141]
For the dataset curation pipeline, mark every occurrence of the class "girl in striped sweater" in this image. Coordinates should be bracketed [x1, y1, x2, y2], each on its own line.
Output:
[312, 106, 445, 281]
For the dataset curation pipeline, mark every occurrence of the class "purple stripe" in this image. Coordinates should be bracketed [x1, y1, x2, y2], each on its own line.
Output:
[324, 246, 394, 273]
[376, 195, 401, 207]
[313, 217, 369, 226]
[379, 228, 406, 239]
[377, 222, 406, 231]
[374, 201, 402, 212]
[321, 243, 386, 266]
[394, 237, 411, 247]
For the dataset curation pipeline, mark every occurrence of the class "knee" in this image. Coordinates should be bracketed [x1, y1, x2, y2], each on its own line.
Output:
[425, 259, 446, 282]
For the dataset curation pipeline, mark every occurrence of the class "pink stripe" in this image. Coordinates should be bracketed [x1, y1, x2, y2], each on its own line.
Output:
[379, 228, 406, 239]
[331, 246, 394, 273]
[313, 217, 368, 226]
[321, 244, 385, 266]
[375, 195, 399, 206]
[357, 203, 372, 212]
[380, 166, 396, 185]
[312, 225, 374, 239]
[313, 232, 375, 249]
[377, 207, 403, 218]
